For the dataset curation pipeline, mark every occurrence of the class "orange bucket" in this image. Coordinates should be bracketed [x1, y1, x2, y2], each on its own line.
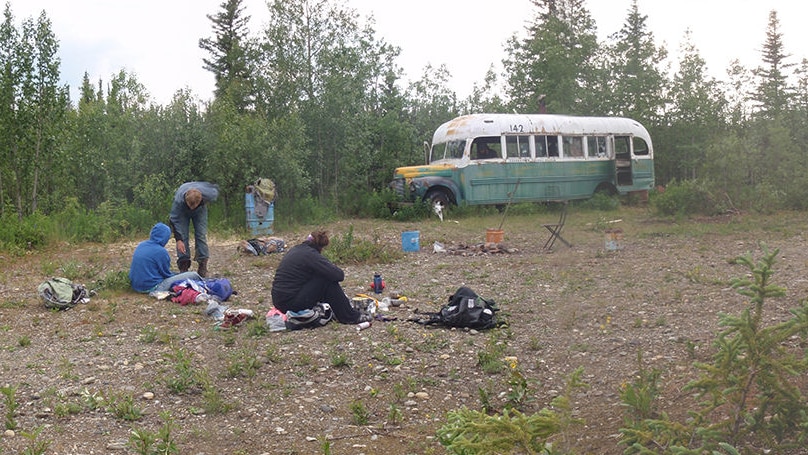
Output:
[486, 228, 504, 243]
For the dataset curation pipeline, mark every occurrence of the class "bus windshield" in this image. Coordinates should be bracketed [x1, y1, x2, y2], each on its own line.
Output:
[431, 139, 465, 162]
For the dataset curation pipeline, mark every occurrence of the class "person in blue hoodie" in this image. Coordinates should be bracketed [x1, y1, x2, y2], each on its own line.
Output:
[129, 223, 202, 293]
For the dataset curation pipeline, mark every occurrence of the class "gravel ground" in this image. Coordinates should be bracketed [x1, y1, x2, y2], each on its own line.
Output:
[1, 207, 807, 454]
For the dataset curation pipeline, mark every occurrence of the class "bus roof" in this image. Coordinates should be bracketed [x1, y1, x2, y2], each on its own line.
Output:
[433, 114, 652, 143]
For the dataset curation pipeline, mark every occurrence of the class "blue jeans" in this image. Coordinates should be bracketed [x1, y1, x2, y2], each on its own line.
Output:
[152, 272, 202, 293]
[170, 203, 209, 263]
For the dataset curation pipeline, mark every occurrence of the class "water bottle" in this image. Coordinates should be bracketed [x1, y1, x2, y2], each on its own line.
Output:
[372, 273, 383, 294]
[356, 321, 371, 331]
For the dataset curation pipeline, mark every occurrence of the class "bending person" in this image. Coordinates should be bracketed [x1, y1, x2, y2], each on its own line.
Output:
[271, 230, 370, 324]
[130, 223, 202, 293]
[169, 181, 219, 277]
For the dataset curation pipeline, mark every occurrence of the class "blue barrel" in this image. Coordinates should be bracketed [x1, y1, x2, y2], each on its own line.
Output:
[245, 192, 274, 236]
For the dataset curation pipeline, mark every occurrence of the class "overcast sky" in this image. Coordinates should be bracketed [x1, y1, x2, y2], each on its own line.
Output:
[8, 0, 807, 105]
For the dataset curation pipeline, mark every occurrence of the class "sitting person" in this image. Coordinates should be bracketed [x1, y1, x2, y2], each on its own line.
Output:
[270, 230, 370, 324]
[129, 222, 202, 293]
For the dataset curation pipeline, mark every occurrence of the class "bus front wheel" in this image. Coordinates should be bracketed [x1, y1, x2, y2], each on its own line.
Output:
[426, 190, 451, 218]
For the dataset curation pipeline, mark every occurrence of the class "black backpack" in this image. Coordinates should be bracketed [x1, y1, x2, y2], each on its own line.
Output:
[285, 303, 334, 330]
[411, 286, 499, 330]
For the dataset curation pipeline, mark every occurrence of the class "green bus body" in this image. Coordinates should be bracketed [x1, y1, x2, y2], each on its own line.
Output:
[390, 114, 654, 208]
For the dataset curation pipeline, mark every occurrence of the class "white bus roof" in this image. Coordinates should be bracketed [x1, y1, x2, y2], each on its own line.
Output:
[433, 114, 652, 142]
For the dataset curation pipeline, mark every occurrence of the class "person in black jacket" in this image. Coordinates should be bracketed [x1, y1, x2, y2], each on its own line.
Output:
[271, 230, 370, 324]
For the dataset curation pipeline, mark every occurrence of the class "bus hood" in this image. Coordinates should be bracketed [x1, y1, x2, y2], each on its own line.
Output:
[393, 162, 456, 179]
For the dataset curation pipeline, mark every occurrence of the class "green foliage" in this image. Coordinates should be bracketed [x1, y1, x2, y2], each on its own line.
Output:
[128, 412, 179, 455]
[20, 426, 51, 455]
[0, 213, 48, 251]
[164, 347, 204, 394]
[350, 400, 370, 425]
[1, 384, 19, 430]
[106, 392, 143, 421]
[652, 179, 719, 216]
[620, 247, 808, 454]
[324, 225, 401, 265]
[575, 193, 620, 211]
[437, 368, 586, 455]
[93, 270, 131, 293]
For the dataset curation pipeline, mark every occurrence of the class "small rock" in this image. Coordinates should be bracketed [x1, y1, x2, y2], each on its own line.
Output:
[4, 429, 14, 438]
[107, 440, 128, 450]
[142, 392, 155, 400]
[82, 376, 97, 385]
[415, 392, 429, 399]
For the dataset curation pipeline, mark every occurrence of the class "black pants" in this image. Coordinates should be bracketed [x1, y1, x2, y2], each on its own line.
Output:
[272, 276, 360, 324]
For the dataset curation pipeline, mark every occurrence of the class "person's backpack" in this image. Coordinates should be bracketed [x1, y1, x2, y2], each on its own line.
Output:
[205, 278, 234, 301]
[37, 277, 91, 310]
[285, 303, 333, 330]
[411, 286, 499, 330]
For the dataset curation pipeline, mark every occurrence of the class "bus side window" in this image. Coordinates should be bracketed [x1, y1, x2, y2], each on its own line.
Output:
[563, 136, 583, 158]
[506, 136, 530, 158]
[473, 137, 500, 159]
[633, 137, 649, 156]
[535, 135, 547, 157]
[587, 136, 607, 158]
[547, 136, 559, 157]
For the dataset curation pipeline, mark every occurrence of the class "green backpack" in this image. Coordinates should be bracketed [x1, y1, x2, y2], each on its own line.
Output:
[37, 277, 91, 310]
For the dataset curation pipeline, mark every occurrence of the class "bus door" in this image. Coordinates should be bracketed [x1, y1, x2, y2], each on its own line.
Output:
[614, 136, 633, 186]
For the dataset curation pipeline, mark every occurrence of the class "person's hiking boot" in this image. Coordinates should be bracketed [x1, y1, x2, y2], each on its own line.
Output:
[177, 258, 192, 273]
[197, 259, 209, 278]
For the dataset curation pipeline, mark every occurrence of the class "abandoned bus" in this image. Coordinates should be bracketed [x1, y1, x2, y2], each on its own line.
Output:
[389, 113, 654, 211]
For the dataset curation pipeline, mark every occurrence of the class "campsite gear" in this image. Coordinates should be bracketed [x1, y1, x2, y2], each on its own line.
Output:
[218, 309, 255, 329]
[409, 286, 499, 330]
[239, 237, 286, 255]
[266, 307, 287, 332]
[285, 303, 334, 330]
[205, 300, 228, 321]
[197, 258, 209, 278]
[356, 321, 371, 331]
[353, 294, 378, 315]
[205, 278, 233, 301]
[371, 273, 385, 294]
[37, 277, 91, 310]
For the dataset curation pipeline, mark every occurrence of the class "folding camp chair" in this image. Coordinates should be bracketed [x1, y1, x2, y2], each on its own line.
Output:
[542, 201, 572, 250]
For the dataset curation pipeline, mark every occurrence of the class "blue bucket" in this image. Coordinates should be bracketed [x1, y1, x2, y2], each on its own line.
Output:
[401, 230, 420, 252]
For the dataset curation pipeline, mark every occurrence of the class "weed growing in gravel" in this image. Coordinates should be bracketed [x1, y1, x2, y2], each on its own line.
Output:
[164, 347, 203, 393]
[350, 400, 370, 425]
[477, 334, 507, 374]
[17, 335, 30, 347]
[1, 384, 19, 430]
[200, 378, 235, 414]
[387, 403, 403, 425]
[106, 392, 143, 421]
[129, 412, 179, 455]
[80, 388, 103, 411]
[20, 425, 51, 455]
[224, 349, 262, 378]
[330, 351, 351, 367]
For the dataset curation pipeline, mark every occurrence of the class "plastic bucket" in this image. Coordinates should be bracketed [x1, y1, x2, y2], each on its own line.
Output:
[604, 229, 623, 251]
[245, 192, 274, 236]
[401, 230, 420, 252]
[486, 228, 504, 243]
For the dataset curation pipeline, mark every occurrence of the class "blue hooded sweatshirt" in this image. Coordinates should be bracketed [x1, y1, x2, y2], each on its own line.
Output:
[129, 223, 175, 292]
